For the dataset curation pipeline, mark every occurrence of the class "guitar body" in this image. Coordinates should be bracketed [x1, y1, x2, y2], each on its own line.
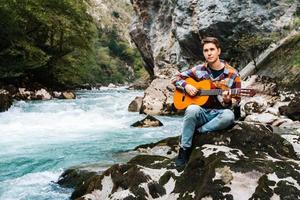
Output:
[173, 78, 212, 110]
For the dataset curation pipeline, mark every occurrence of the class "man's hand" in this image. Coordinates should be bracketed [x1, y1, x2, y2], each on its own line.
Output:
[222, 90, 232, 104]
[185, 84, 198, 96]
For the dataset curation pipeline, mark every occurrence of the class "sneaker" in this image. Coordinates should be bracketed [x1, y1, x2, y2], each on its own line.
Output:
[175, 147, 191, 167]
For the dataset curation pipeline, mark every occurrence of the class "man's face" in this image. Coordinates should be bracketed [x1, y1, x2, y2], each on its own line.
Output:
[203, 43, 221, 64]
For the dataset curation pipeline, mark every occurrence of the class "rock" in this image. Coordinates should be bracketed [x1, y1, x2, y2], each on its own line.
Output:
[128, 96, 143, 112]
[2, 84, 18, 95]
[58, 168, 97, 189]
[131, 115, 163, 128]
[141, 78, 175, 115]
[244, 113, 279, 124]
[128, 77, 151, 90]
[107, 83, 116, 88]
[130, 0, 297, 78]
[78, 83, 92, 90]
[265, 101, 290, 116]
[134, 136, 179, 158]
[62, 91, 76, 99]
[242, 75, 279, 96]
[279, 121, 300, 130]
[279, 96, 300, 121]
[16, 88, 32, 100]
[65, 122, 300, 200]
[33, 88, 52, 100]
[0, 89, 13, 112]
[53, 91, 63, 99]
[240, 31, 300, 81]
[272, 118, 294, 127]
[280, 134, 300, 157]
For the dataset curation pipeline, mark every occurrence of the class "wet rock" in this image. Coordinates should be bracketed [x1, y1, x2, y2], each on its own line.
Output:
[108, 83, 116, 88]
[53, 91, 63, 99]
[16, 88, 32, 100]
[131, 115, 163, 128]
[279, 96, 300, 121]
[128, 96, 143, 112]
[62, 91, 76, 99]
[0, 89, 13, 112]
[58, 168, 97, 189]
[65, 122, 300, 199]
[78, 83, 92, 90]
[33, 89, 52, 100]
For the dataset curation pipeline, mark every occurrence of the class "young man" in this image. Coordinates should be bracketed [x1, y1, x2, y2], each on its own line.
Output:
[172, 37, 241, 167]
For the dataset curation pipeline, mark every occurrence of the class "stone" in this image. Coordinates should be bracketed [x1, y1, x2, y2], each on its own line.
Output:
[62, 91, 76, 99]
[0, 89, 13, 112]
[34, 88, 52, 100]
[108, 83, 116, 88]
[131, 115, 163, 128]
[244, 113, 279, 124]
[279, 96, 300, 121]
[140, 78, 175, 115]
[128, 96, 143, 112]
[62, 122, 300, 200]
[53, 91, 63, 99]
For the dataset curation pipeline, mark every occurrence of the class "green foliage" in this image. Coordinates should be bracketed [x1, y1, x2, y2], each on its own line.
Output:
[235, 33, 275, 67]
[0, 0, 145, 88]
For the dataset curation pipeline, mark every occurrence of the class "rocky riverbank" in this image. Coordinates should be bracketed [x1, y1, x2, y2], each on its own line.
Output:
[58, 121, 300, 200]
[0, 83, 77, 112]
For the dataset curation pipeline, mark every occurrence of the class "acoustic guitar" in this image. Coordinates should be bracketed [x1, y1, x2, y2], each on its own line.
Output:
[173, 78, 255, 110]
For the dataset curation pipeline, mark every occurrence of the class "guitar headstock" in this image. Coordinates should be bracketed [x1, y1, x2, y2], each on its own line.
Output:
[240, 88, 256, 97]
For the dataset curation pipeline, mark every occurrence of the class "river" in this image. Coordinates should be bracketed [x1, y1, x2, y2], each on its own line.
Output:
[0, 87, 182, 200]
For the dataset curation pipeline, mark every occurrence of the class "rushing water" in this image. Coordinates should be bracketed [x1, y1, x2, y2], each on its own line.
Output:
[0, 87, 182, 200]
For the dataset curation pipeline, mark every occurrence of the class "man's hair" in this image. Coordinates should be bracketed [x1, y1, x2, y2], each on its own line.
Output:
[201, 37, 220, 49]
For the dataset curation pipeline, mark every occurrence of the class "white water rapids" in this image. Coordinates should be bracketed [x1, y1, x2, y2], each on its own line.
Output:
[0, 87, 182, 200]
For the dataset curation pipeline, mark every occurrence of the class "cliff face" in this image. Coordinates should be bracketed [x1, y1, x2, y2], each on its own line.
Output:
[130, 0, 298, 78]
[86, 0, 133, 43]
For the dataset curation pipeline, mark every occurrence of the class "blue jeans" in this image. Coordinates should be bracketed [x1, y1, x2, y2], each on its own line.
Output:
[181, 105, 235, 149]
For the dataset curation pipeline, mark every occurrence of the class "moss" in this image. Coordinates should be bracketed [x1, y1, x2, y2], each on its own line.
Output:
[257, 33, 300, 89]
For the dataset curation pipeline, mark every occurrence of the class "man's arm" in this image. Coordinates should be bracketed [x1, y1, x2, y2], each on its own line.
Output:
[171, 66, 199, 96]
[171, 66, 197, 88]
[220, 73, 241, 108]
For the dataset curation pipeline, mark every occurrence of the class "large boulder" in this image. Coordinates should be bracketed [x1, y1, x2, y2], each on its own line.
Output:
[0, 89, 13, 112]
[279, 96, 300, 121]
[128, 96, 143, 112]
[140, 78, 175, 115]
[59, 122, 300, 200]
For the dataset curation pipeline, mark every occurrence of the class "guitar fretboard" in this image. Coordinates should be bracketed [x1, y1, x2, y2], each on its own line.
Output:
[198, 89, 241, 96]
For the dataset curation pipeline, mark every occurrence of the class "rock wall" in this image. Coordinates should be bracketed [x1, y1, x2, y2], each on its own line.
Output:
[130, 0, 298, 78]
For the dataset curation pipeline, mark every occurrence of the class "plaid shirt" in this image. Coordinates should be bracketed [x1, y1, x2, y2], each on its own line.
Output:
[172, 61, 241, 108]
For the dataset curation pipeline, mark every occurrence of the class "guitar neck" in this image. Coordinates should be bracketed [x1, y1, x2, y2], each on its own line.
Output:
[198, 89, 241, 96]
